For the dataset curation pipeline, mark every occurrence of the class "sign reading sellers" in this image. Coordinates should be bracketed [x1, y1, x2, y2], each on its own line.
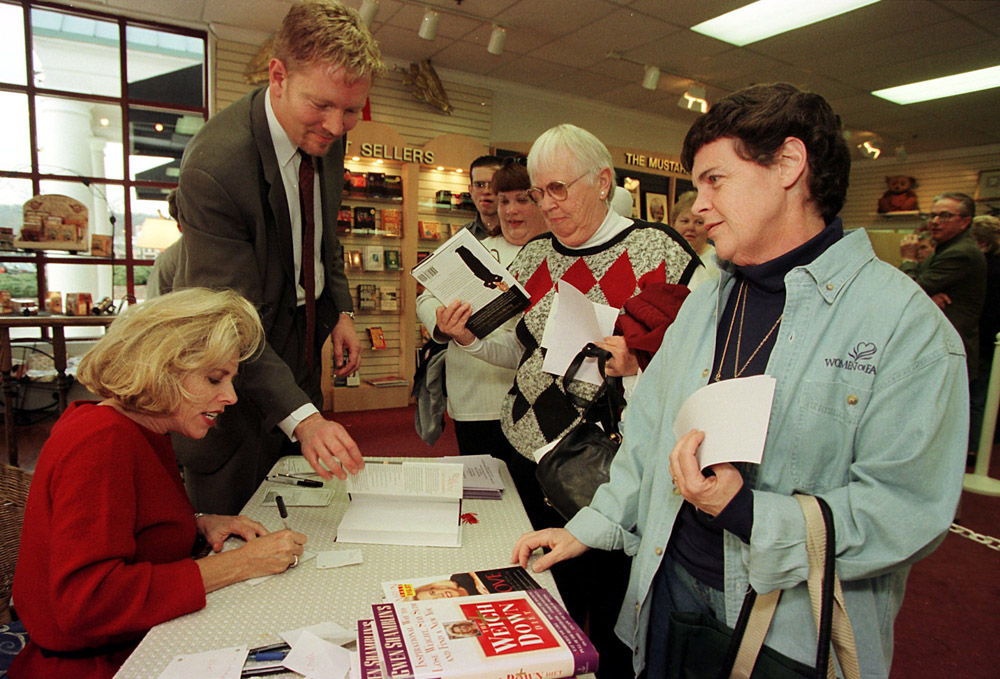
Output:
[623, 152, 683, 174]
[347, 141, 436, 164]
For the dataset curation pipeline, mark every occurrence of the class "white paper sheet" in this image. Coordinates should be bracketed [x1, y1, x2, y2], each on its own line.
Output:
[672, 375, 777, 470]
[280, 621, 357, 648]
[282, 629, 351, 679]
[316, 549, 363, 569]
[156, 645, 248, 679]
[242, 550, 317, 587]
[540, 280, 619, 386]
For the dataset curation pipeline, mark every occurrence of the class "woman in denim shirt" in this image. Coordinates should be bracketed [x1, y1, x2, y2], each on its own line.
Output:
[513, 83, 967, 678]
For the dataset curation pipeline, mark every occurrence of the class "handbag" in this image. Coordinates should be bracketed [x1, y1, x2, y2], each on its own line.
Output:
[665, 495, 861, 679]
[534, 342, 626, 521]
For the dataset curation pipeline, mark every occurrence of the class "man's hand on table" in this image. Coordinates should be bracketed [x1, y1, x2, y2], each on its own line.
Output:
[295, 413, 364, 480]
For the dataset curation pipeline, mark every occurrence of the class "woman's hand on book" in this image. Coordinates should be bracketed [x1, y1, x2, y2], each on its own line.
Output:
[511, 528, 589, 573]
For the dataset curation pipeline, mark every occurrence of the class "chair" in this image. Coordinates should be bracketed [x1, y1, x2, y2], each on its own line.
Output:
[0, 464, 32, 625]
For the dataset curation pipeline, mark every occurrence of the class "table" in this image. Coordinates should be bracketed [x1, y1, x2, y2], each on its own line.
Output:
[0, 314, 114, 466]
[114, 457, 579, 678]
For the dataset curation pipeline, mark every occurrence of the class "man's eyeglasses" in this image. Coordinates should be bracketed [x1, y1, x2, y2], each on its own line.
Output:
[526, 173, 588, 205]
[925, 211, 965, 222]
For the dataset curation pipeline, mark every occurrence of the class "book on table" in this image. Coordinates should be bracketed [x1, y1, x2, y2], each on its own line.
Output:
[336, 460, 464, 547]
[411, 227, 529, 338]
[428, 454, 504, 500]
[359, 589, 599, 679]
[382, 565, 541, 603]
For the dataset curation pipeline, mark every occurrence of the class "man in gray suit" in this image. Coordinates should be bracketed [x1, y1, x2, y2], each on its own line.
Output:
[173, 1, 385, 514]
[900, 192, 986, 378]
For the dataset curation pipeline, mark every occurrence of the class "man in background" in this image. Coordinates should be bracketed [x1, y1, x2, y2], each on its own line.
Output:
[464, 155, 502, 238]
[900, 192, 986, 377]
[173, 0, 385, 514]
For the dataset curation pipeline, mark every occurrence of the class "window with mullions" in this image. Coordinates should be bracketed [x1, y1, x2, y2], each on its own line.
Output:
[0, 0, 206, 306]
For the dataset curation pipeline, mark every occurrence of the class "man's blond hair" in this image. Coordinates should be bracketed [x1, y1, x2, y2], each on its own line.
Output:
[272, 0, 385, 82]
[77, 288, 263, 416]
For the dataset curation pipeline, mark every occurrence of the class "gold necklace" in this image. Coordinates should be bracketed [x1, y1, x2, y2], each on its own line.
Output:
[714, 281, 782, 382]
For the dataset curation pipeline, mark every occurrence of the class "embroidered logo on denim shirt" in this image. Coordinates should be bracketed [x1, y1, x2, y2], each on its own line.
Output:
[824, 342, 877, 374]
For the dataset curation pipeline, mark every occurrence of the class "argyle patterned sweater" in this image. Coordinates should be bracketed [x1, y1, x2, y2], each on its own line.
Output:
[501, 220, 698, 458]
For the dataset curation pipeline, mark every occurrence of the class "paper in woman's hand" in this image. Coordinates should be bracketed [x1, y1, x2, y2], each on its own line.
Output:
[673, 375, 776, 469]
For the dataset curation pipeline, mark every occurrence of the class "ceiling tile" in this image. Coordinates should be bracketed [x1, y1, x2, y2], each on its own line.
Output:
[628, 30, 729, 76]
[544, 68, 631, 99]
[370, 23, 446, 63]
[383, 3, 481, 41]
[857, 36, 1000, 90]
[493, 0, 617, 40]
[487, 54, 577, 89]
[201, 0, 291, 32]
[625, 0, 748, 27]
[430, 39, 516, 76]
[750, 1, 950, 63]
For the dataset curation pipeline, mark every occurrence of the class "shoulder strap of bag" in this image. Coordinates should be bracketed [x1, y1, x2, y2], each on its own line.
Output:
[727, 496, 861, 679]
[796, 495, 861, 679]
[727, 587, 781, 679]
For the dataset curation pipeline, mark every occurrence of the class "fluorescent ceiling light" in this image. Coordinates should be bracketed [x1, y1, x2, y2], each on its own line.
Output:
[872, 65, 1000, 104]
[692, 0, 881, 46]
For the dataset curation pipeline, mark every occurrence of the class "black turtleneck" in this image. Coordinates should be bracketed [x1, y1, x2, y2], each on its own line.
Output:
[667, 219, 844, 590]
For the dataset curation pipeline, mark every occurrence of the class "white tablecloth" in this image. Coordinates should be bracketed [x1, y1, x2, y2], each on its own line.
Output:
[114, 456, 569, 678]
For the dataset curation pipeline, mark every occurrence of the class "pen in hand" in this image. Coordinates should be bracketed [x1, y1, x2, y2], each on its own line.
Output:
[275, 495, 290, 531]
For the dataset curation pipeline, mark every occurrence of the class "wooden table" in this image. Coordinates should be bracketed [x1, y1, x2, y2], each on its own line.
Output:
[0, 314, 114, 466]
[114, 456, 589, 678]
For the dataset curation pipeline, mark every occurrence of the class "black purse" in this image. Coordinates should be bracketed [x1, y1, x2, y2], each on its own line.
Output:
[534, 342, 626, 521]
[665, 496, 861, 679]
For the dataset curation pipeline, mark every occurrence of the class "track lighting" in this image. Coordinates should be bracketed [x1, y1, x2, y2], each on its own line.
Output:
[488, 25, 507, 56]
[418, 9, 439, 41]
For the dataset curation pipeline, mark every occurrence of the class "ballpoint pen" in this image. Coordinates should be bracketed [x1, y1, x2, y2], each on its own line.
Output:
[276, 473, 324, 487]
[267, 475, 323, 488]
[275, 495, 290, 531]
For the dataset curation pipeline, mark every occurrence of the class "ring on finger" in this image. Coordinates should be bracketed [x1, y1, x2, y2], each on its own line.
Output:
[290, 554, 299, 568]
[671, 478, 682, 496]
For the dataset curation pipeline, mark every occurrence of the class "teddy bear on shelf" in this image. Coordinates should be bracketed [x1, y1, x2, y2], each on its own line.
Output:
[877, 175, 920, 213]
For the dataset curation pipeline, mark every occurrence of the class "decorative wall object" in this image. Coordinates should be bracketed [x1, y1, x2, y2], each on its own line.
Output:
[877, 175, 920, 213]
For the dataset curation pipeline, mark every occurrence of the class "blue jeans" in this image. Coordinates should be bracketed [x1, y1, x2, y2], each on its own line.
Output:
[643, 551, 727, 679]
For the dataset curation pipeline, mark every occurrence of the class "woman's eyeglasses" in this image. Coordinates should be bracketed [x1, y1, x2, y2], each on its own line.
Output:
[526, 173, 588, 205]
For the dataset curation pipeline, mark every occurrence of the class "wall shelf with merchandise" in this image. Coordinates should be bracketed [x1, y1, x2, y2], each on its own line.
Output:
[323, 122, 488, 413]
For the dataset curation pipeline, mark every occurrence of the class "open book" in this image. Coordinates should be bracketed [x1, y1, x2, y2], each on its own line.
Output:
[359, 589, 598, 679]
[411, 228, 530, 338]
[336, 461, 464, 547]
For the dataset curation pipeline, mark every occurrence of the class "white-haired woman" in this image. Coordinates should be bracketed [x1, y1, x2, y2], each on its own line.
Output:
[10, 289, 307, 679]
[438, 124, 698, 678]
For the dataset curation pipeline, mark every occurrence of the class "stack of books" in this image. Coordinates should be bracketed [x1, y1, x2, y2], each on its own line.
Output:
[352, 587, 598, 679]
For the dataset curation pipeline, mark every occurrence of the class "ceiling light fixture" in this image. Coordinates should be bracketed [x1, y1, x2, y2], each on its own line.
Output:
[871, 64, 1000, 105]
[692, 0, 881, 47]
[359, 0, 379, 27]
[858, 140, 881, 160]
[678, 86, 709, 113]
[642, 65, 660, 91]
[488, 24, 507, 56]
[606, 52, 675, 94]
[418, 9, 439, 41]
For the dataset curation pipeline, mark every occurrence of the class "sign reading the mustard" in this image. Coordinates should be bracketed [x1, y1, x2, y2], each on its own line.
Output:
[347, 141, 435, 164]
[623, 152, 683, 174]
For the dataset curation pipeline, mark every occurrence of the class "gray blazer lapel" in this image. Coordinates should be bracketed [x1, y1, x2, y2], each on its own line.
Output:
[250, 88, 296, 285]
